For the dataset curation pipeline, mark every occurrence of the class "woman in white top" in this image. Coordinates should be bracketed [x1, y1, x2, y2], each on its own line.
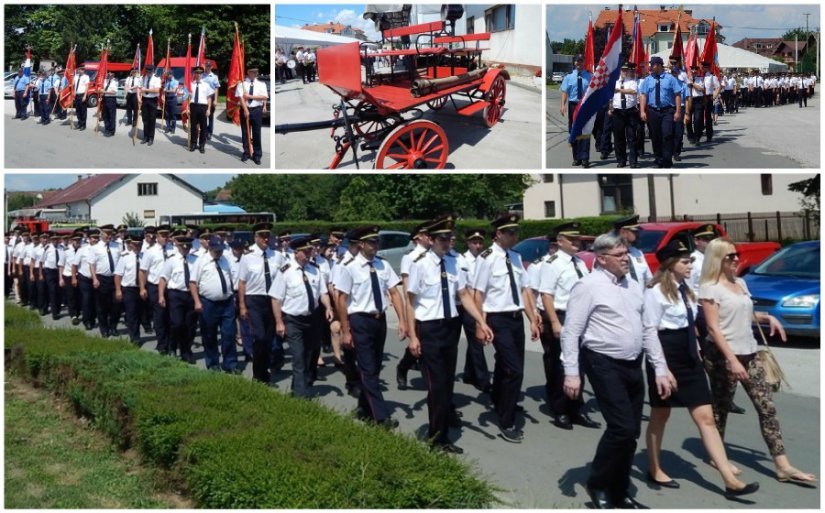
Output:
[644, 239, 758, 497]
[699, 238, 816, 485]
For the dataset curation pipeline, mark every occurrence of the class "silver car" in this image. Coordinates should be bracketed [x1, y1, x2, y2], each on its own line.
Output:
[342, 230, 414, 274]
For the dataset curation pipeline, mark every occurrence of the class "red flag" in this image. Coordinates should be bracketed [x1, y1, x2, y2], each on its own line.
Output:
[700, 19, 720, 78]
[630, 13, 645, 76]
[132, 43, 141, 72]
[196, 26, 206, 67]
[59, 44, 76, 110]
[583, 16, 595, 73]
[144, 29, 154, 75]
[685, 29, 700, 81]
[95, 45, 109, 118]
[227, 23, 244, 126]
[670, 15, 684, 66]
[182, 33, 192, 125]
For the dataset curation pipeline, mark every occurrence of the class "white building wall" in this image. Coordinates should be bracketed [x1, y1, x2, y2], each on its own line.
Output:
[64, 201, 91, 220]
[524, 173, 811, 220]
[90, 174, 203, 226]
[472, 5, 542, 69]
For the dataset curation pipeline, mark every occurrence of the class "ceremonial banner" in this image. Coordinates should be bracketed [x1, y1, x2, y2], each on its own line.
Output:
[583, 16, 595, 73]
[59, 44, 76, 109]
[226, 22, 244, 126]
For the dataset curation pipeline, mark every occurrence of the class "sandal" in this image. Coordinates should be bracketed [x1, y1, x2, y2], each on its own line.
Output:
[777, 468, 817, 485]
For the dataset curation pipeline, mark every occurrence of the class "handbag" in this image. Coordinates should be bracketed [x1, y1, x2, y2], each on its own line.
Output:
[753, 314, 789, 392]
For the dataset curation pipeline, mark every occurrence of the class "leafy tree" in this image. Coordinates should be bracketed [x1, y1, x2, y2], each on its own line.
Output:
[7, 192, 37, 212]
[549, 38, 585, 56]
[334, 176, 393, 221]
[788, 175, 820, 227]
[122, 212, 145, 227]
[782, 27, 809, 41]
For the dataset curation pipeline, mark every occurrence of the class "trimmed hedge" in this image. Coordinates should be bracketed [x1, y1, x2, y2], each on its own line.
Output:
[5, 304, 497, 508]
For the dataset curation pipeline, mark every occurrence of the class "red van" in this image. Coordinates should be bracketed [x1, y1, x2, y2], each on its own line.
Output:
[81, 61, 134, 107]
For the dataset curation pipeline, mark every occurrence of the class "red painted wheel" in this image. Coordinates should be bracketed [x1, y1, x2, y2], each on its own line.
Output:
[352, 101, 395, 140]
[482, 75, 506, 128]
[375, 120, 449, 169]
[426, 96, 448, 110]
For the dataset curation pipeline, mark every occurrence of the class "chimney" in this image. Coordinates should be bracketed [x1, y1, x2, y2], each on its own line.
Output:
[77, 175, 83, 182]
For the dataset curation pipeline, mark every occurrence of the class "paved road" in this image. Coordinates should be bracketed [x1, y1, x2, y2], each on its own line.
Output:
[15, 294, 819, 509]
[4, 99, 271, 169]
[546, 88, 820, 169]
[274, 77, 542, 169]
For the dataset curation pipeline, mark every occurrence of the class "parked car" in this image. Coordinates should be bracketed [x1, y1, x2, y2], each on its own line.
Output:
[4, 71, 18, 98]
[513, 235, 596, 270]
[82, 61, 134, 108]
[551, 71, 564, 83]
[341, 230, 413, 274]
[743, 240, 820, 339]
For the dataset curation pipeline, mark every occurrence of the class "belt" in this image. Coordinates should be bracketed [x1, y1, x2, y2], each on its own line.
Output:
[648, 106, 674, 112]
[417, 317, 458, 325]
[352, 311, 385, 319]
[487, 310, 523, 319]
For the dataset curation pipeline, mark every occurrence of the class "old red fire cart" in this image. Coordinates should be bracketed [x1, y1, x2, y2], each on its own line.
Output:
[274, 5, 510, 169]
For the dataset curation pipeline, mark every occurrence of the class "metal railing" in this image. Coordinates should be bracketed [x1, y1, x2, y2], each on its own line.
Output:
[648, 211, 818, 242]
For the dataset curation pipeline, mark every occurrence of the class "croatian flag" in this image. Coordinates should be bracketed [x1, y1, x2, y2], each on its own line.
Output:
[568, 9, 624, 144]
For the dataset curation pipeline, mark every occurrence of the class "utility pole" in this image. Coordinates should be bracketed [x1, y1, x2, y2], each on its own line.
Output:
[802, 12, 811, 74]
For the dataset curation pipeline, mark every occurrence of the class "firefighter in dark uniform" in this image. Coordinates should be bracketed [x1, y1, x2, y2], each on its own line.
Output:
[459, 228, 492, 392]
[115, 235, 144, 345]
[639, 56, 682, 168]
[159, 234, 198, 363]
[140, 225, 174, 354]
[90, 224, 122, 338]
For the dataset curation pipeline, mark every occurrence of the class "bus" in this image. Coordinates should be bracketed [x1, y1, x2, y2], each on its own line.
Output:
[159, 212, 276, 226]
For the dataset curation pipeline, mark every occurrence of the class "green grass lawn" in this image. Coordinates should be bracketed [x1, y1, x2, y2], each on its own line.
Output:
[4, 376, 186, 509]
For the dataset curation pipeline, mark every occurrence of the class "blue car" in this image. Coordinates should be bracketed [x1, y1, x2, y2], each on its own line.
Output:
[744, 240, 820, 339]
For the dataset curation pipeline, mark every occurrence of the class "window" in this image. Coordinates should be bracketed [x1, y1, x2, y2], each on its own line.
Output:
[542, 174, 554, 183]
[544, 201, 556, 218]
[659, 24, 670, 32]
[466, 16, 475, 35]
[696, 22, 709, 35]
[761, 174, 773, 195]
[598, 174, 634, 213]
[144, 210, 155, 219]
[485, 5, 514, 33]
[137, 182, 158, 196]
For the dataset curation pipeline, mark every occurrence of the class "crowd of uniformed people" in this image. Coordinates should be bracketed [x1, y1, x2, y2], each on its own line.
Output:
[4, 213, 817, 507]
[561, 54, 816, 169]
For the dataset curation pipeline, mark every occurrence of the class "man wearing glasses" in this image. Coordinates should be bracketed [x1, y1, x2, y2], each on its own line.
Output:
[561, 232, 672, 509]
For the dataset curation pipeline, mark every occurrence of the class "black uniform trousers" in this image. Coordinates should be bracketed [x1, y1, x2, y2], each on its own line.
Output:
[95, 275, 119, 336]
[753, 87, 762, 107]
[488, 311, 526, 430]
[240, 106, 264, 160]
[799, 87, 808, 107]
[14, 91, 27, 118]
[672, 107, 685, 157]
[285, 312, 321, 398]
[74, 94, 87, 129]
[418, 317, 462, 444]
[246, 294, 275, 383]
[646, 106, 675, 168]
[141, 97, 158, 141]
[350, 312, 390, 422]
[125, 92, 138, 124]
[190, 103, 208, 150]
[702, 95, 713, 141]
[27, 268, 39, 309]
[44, 268, 60, 319]
[567, 101, 590, 162]
[164, 94, 177, 131]
[78, 275, 96, 328]
[167, 289, 196, 358]
[39, 93, 50, 122]
[582, 348, 645, 504]
[457, 304, 490, 390]
[397, 346, 418, 374]
[37, 271, 49, 314]
[611, 108, 638, 165]
[690, 97, 705, 143]
[19, 266, 30, 305]
[103, 96, 117, 134]
[539, 310, 585, 418]
[147, 283, 170, 353]
[207, 95, 216, 136]
[4, 265, 12, 298]
[121, 286, 142, 343]
[596, 104, 613, 155]
[63, 277, 80, 318]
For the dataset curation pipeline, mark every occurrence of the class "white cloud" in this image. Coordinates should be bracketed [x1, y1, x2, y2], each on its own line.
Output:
[332, 7, 381, 41]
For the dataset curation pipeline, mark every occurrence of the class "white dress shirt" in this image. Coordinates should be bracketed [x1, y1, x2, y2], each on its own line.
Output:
[74, 245, 93, 278]
[400, 244, 427, 276]
[60, 246, 76, 277]
[115, 250, 141, 287]
[407, 250, 466, 321]
[688, 249, 704, 295]
[140, 243, 174, 285]
[235, 78, 268, 108]
[191, 254, 234, 301]
[189, 80, 215, 105]
[628, 246, 653, 285]
[643, 281, 697, 330]
[89, 240, 122, 276]
[142, 75, 162, 98]
[268, 261, 327, 316]
[538, 250, 590, 311]
[612, 77, 638, 109]
[32, 244, 44, 268]
[74, 74, 90, 94]
[472, 242, 527, 312]
[238, 245, 286, 296]
[333, 253, 400, 315]
[160, 252, 197, 291]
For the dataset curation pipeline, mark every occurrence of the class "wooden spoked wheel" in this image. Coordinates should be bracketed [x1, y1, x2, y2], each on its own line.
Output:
[375, 120, 449, 169]
[352, 101, 394, 140]
[426, 96, 448, 110]
[482, 75, 506, 128]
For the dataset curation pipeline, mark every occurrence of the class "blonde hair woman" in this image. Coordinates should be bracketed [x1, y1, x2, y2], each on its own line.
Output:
[644, 239, 758, 498]
[699, 238, 816, 485]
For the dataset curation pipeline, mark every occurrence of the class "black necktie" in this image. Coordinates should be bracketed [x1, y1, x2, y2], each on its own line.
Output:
[628, 258, 639, 282]
[571, 257, 583, 279]
[194, 82, 199, 103]
[263, 251, 271, 290]
[106, 244, 115, 274]
[679, 283, 700, 363]
[135, 253, 140, 275]
[106, 79, 111, 91]
[440, 258, 451, 319]
[183, 258, 190, 285]
[250, 81, 254, 95]
[368, 261, 383, 312]
[505, 254, 520, 306]
[577, 71, 583, 100]
[301, 267, 315, 312]
[655, 76, 661, 107]
[620, 78, 627, 109]
[215, 258, 227, 295]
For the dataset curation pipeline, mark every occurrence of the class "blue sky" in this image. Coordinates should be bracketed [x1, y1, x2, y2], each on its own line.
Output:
[547, 4, 820, 44]
[4, 174, 236, 192]
[275, 4, 382, 40]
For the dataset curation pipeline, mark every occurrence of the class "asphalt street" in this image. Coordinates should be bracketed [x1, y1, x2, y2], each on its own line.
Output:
[15, 293, 820, 509]
[274, 77, 542, 169]
[546, 88, 820, 169]
[4, 99, 271, 169]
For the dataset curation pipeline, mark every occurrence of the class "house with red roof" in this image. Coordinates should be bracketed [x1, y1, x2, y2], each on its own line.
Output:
[302, 22, 367, 41]
[33, 174, 204, 226]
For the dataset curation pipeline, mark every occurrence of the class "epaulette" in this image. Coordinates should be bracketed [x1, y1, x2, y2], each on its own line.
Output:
[307, 260, 319, 267]
[280, 263, 291, 272]
[460, 267, 469, 273]
[375, 255, 385, 260]
[547, 254, 559, 263]
[413, 252, 427, 263]
[343, 258, 354, 266]
[405, 248, 414, 255]
[480, 248, 493, 259]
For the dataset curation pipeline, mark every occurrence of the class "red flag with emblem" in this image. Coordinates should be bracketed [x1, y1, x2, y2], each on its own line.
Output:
[583, 16, 595, 73]
[700, 19, 720, 78]
[670, 11, 684, 65]
[144, 29, 154, 75]
[94, 44, 109, 122]
[59, 44, 76, 110]
[226, 22, 244, 126]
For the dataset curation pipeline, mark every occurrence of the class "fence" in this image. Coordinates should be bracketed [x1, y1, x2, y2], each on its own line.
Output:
[649, 211, 818, 242]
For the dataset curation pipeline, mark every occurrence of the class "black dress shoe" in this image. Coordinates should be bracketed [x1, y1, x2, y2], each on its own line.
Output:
[581, 160, 591, 168]
[673, 154, 682, 161]
[585, 486, 611, 509]
[253, 158, 261, 165]
[553, 414, 573, 430]
[646, 472, 680, 489]
[71, 317, 81, 326]
[724, 482, 759, 498]
[434, 442, 464, 454]
[448, 410, 462, 428]
[347, 384, 361, 398]
[396, 367, 408, 390]
[572, 160, 582, 166]
[199, 148, 205, 154]
[147, 140, 153, 146]
[189, 146, 196, 152]
[630, 162, 641, 169]
[499, 426, 524, 443]
[601, 152, 609, 160]
[729, 402, 746, 415]
[241, 154, 250, 162]
[140, 139, 148, 144]
[379, 417, 399, 430]
[572, 414, 602, 429]
[616, 495, 648, 509]
[617, 162, 626, 168]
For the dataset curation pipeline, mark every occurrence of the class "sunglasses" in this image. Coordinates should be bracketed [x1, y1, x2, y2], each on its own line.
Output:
[725, 252, 740, 261]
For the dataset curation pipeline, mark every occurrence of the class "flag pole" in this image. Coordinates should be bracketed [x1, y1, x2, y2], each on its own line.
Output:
[186, 33, 192, 151]
[161, 38, 169, 129]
